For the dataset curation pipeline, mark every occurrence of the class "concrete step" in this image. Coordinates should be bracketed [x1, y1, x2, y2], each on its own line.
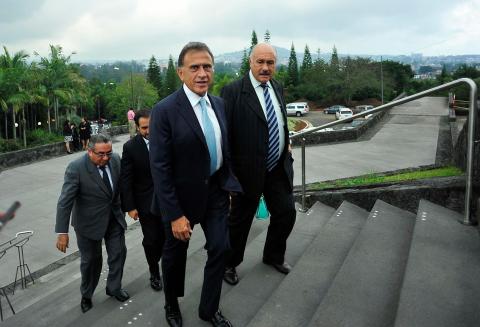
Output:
[185, 201, 335, 327]
[247, 201, 369, 327]
[1, 220, 209, 326]
[308, 200, 416, 327]
[394, 199, 480, 327]
[68, 216, 270, 327]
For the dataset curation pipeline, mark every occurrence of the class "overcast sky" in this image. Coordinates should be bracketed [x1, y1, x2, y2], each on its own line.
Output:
[1, 0, 479, 61]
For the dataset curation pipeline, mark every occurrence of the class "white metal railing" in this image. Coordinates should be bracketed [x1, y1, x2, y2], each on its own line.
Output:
[290, 78, 478, 225]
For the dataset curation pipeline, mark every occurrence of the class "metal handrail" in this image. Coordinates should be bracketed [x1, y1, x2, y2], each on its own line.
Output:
[291, 78, 478, 224]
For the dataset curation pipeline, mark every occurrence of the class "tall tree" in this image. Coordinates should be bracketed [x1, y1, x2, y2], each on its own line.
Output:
[240, 48, 250, 76]
[147, 55, 162, 98]
[330, 45, 340, 72]
[300, 44, 313, 82]
[286, 43, 299, 86]
[264, 30, 271, 43]
[163, 55, 179, 97]
[250, 30, 258, 53]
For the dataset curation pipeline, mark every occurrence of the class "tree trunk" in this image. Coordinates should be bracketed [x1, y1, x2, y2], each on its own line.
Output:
[54, 97, 59, 130]
[22, 106, 27, 147]
[47, 106, 52, 133]
[3, 111, 8, 139]
[12, 109, 16, 141]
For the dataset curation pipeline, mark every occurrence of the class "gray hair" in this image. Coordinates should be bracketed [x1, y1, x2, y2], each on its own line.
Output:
[88, 133, 112, 150]
[178, 42, 214, 67]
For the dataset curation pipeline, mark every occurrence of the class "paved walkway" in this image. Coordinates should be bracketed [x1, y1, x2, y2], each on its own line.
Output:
[0, 96, 448, 288]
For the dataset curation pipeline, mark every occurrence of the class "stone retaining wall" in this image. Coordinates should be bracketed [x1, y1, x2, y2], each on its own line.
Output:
[291, 111, 387, 146]
[0, 125, 128, 170]
[294, 176, 467, 216]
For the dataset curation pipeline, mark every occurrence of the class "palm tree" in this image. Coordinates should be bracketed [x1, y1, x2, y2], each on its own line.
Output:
[0, 46, 29, 141]
[35, 45, 75, 132]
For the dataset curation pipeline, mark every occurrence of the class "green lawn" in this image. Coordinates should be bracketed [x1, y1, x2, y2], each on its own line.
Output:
[307, 166, 463, 191]
[287, 118, 300, 131]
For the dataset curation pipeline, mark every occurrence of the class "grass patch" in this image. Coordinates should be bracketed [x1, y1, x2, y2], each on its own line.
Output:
[307, 166, 464, 191]
[287, 118, 299, 131]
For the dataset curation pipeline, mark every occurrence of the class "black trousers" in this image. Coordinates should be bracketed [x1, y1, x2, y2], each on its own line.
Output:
[226, 164, 296, 267]
[161, 177, 229, 319]
[138, 211, 165, 277]
[76, 217, 127, 299]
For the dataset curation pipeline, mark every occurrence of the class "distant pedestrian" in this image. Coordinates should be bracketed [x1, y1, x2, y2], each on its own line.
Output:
[71, 123, 81, 151]
[79, 117, 91, 150]
[127, 108, 136, 138]
[63, 120, 73, 154]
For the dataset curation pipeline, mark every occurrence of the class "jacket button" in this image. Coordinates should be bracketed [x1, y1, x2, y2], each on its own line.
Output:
[205, 179, 209, 185]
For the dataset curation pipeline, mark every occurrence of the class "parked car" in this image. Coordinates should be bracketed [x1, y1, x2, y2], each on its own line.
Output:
[324, 105, 347, 114]
[286, 102, 309, 116]
[336, 108, 353, 120]
[354, 105, 374, 114]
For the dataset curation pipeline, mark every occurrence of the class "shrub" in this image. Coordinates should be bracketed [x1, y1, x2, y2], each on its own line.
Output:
[0, 138, 22, 153]
[27, 129, 63, 146]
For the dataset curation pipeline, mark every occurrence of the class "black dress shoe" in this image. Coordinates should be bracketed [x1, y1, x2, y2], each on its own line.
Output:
[106, 288, 130, 302]
[80, 297, 92, 313]
[165, 304, 182, 327]
[223, 267, 239, 285]
[262, 259, 292, 274]
[150, 275, 163, 291]
[200, 310, 233, 327]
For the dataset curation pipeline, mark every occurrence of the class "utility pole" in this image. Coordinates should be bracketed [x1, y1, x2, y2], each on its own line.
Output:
[380, 56, 384, 104]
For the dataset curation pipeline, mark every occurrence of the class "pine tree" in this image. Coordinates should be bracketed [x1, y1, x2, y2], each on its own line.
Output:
[250, 30, 258, 53]
[287, 43, 299, 86]
[330, 45, 340, 72]
[240, 48, 250, 76]
[301, 45, 313, 71]
[163, 55, 178, 97]
[264, 30, 271, 43]
[146, 55, 162, 98]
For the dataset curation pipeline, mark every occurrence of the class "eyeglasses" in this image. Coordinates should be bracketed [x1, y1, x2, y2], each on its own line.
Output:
[92, 151, 113, 158]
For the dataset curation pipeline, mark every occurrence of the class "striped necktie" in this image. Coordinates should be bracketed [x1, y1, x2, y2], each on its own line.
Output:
[261, 83, 280, 171]
[199, 97, 217, 175]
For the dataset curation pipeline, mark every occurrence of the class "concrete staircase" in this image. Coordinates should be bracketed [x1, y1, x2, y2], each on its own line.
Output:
[2, 199, 479, 327]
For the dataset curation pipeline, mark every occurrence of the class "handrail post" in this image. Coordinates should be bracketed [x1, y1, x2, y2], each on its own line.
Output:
[463, 80, 478, 225]
[299, 138, 308, 212]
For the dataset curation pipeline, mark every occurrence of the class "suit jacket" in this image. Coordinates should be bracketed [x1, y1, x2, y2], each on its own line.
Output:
[221, 74, 294, 196]
[120, 134, 155, 215]
[149, 87, 242, 224]
[55, 153, 126, 240]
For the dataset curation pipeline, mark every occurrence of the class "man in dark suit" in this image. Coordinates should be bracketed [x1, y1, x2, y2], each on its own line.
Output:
[55, 133, 130, 313]
[120, 109, 164, 291]
[149, 42, 241, 327]
[221, 43, 297, 285]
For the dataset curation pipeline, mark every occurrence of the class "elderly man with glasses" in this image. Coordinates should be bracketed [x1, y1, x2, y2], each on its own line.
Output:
[55, 133, 129, 313]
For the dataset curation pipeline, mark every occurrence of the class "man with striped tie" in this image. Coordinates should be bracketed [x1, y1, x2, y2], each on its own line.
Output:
[221, 43, 297, 286]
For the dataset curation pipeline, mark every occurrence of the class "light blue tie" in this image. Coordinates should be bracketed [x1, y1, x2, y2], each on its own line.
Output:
[199, 97, 217, 175]
[261, 84, 280, 171]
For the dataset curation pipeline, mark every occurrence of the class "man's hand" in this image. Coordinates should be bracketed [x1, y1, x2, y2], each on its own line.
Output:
[56, 234, 69, 253]
[171, 216, 192, 242]
[128, 209, 139, 220]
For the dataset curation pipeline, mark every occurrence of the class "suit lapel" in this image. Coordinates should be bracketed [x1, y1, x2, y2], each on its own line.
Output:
[175, 89, 208, 150]
[209, 95, 227, 153]
[241, 76, 267, 126]
[271, 80, 287, 123]
[109, 155, 119, 196]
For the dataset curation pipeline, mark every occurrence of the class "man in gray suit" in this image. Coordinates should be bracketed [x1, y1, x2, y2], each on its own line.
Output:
[55, 133, 129, 313]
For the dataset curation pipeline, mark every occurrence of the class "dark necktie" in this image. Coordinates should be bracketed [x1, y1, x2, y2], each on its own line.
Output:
[260, 83, 280, 171]
[99, 166, 112, 194]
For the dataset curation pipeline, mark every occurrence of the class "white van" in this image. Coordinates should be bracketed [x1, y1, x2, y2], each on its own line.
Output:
[286, 102, 309, 117]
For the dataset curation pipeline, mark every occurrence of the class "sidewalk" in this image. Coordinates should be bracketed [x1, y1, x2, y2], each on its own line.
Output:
[0, 96, 448, 289]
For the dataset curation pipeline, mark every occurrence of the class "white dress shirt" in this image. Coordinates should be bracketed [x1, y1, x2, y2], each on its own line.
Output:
[183, 84, 223, 171]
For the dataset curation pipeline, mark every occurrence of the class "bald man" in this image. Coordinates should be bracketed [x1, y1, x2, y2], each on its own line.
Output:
[221, 43, 297, 285]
